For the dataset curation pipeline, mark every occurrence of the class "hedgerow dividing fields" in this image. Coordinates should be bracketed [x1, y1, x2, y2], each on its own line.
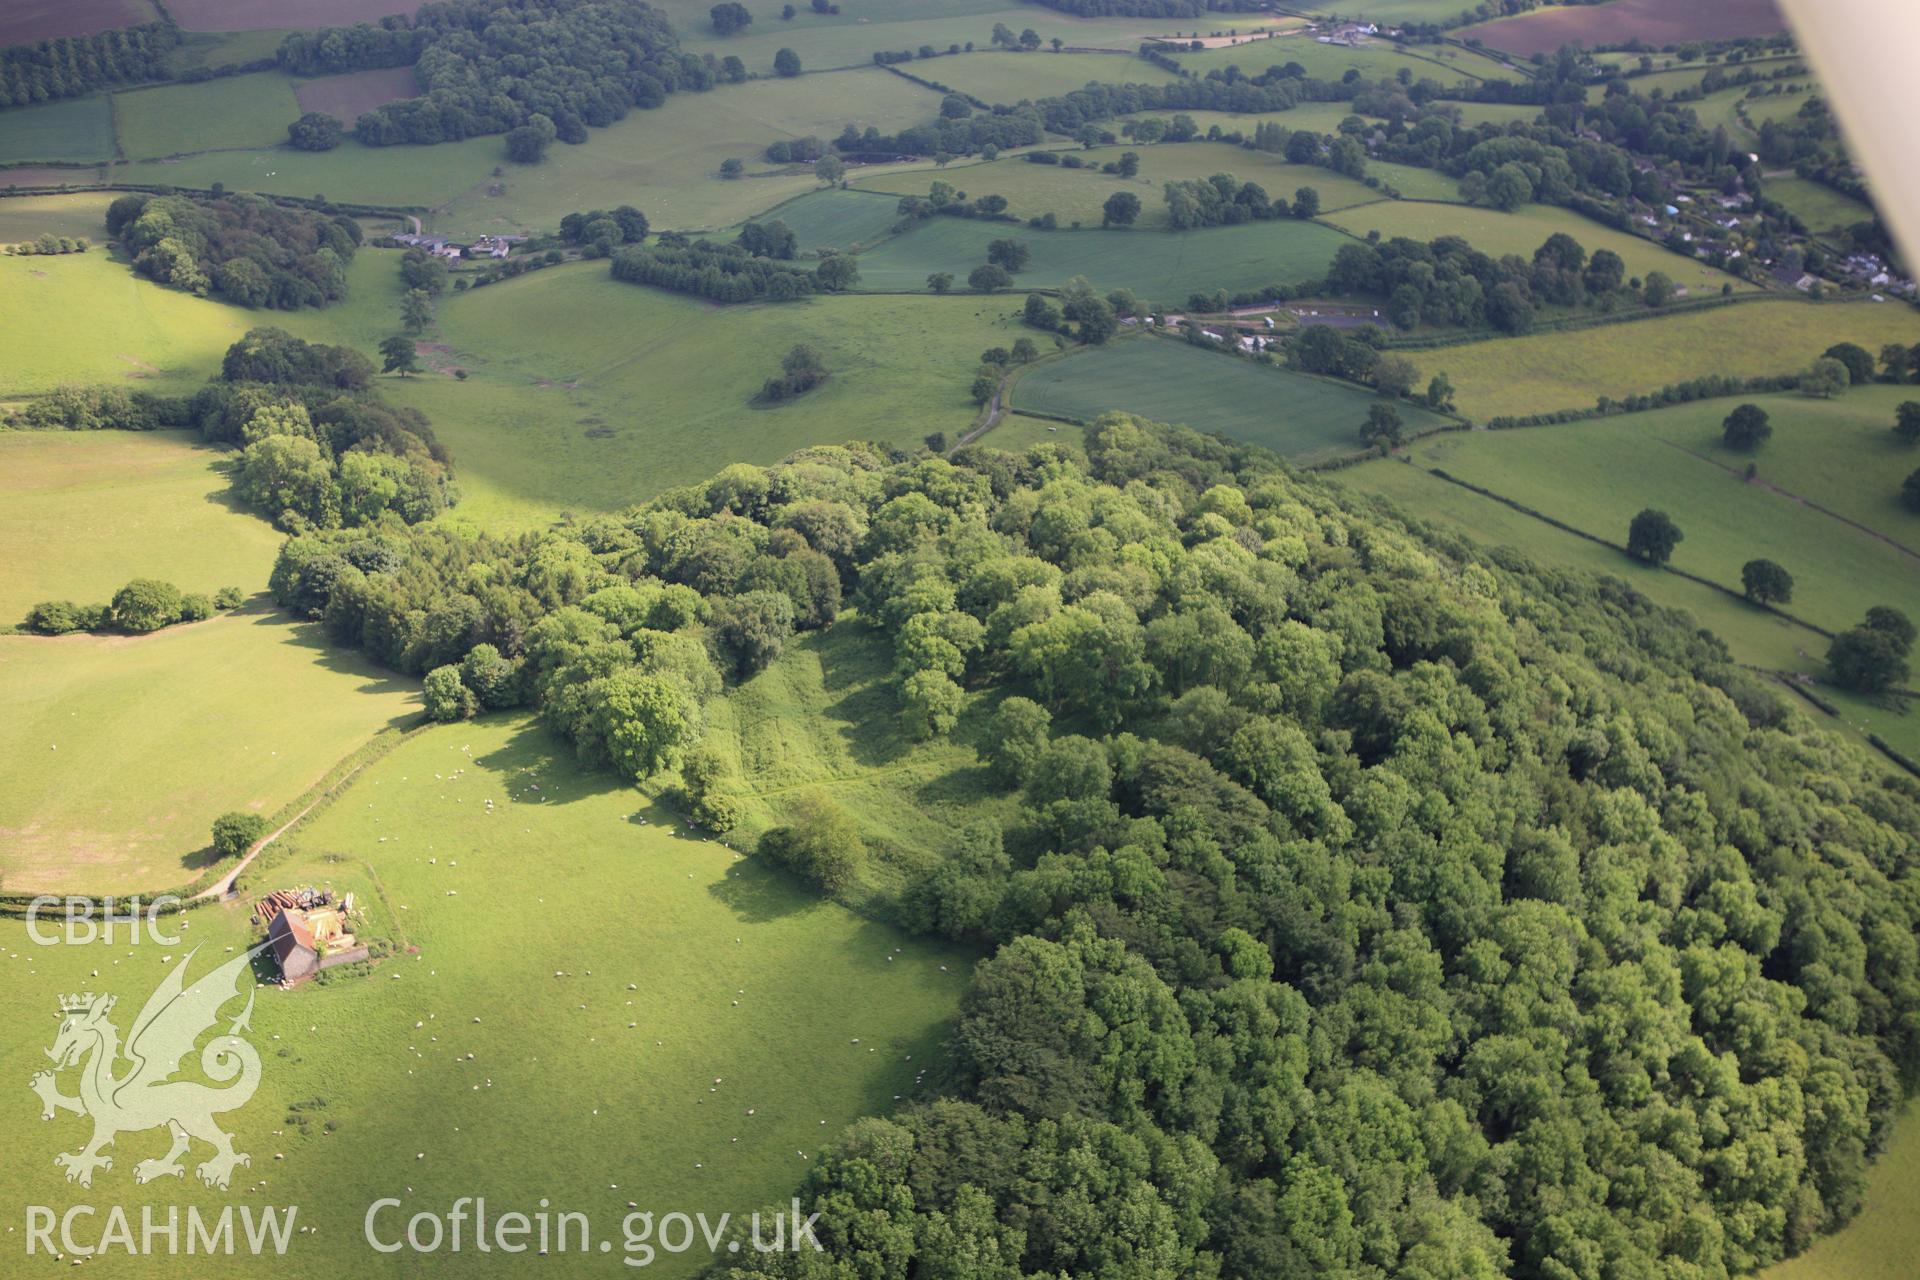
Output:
[1405, 301, 1920, 422]
[1323, 200, 1754, 297]
[859, 141, 1389, 230]
[850, 214, 1352, 303]
[376, 264, 1028, 528]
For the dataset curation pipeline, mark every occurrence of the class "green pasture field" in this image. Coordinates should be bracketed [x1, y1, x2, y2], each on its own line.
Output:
[1404, 301, 1920, 421]
[1740, 82, 1822, 126]
[0, 712, 968, 1279]
[0, 96, 117, 166]
[1290, 0, 1488, 19]
[858, 141, 1387, 230]
[691, 615, 1021, 910]
[923, 50, 1180, 104]
[162, 27, 295, 76]
[0, 247, 404, 397]
[1759, 1104, 1920, 1280]
[982, 411, 1086, 453]
[0, 608, 418, 892]
[1325, 199, 1752, 296]
[110, 68, 937, 236]
[1384, 414, 1920, 642]
[1683, 79, 1816, 133]
[849, 214, 1352, 304]
[1602, 387, 1920, 540]
[1762, 173, 1875, 235]
[1334, 455, 1824, 675]
[0, 190, 114, 242]
[670, 4, 1193, 76]
[1010, 335, 1450, 466]
[1172, 33, 1511, 83]
[1121, 104, 1369, 138]
[369, 265, 1026, 529]
[0, 431, 282, 626]
[0, 248, 257, 395]
[112, 73, 305, 159]
[756, 187, 908, 253]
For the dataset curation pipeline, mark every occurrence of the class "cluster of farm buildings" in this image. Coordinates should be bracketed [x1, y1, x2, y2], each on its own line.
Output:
[391, 232, 525, 260]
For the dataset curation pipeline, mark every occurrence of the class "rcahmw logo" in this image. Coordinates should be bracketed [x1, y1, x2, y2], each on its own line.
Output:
[24, 943, 298, 1258]
[25, 895, 184, 946]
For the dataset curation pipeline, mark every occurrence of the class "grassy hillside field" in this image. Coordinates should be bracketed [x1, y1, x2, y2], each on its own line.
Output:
[111, 73, 305, 159]
[858, 141, 1391, 229]
[0, 249, 259, 395]
[1406, 301, 1920, 421]
[0, 431, 283, 626]
[667, 4, 1191, 76]
[1760, 1104, 1920, 1280]
[0, 716, 968, 1278]
[0, 96, 117, 166]
[1394, 416, 1920, 637]
[0, 246, 405, 397]
[0, 190, 113, 242]
[1324, 200, 1754, 297]
[376, 265, 1026, 527]
[850, 214, 1353, 302]
[108, 69, 939, 236]
[1172, 34, 1510, 83]
[0, 609, 419, 893]
[925, 50, 1181, 104]
[1009, 335, 1452, 466]
[690, 616, 1022, 911]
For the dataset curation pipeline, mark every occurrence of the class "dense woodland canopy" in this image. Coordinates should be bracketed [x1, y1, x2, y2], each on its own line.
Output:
[274, 0, 690, 148]
[262, 418, 1920, 1280]
[105, 192, 362, 309]
[0, 24, 180, 109]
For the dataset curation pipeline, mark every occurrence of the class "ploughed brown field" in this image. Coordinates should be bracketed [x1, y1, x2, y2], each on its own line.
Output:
[293, 66, 422, 119]
[164, 0, 422, 32]
[1460, 0, 1788, 57]
[0, 0, 157, 46]
[0, 165, 107, 189]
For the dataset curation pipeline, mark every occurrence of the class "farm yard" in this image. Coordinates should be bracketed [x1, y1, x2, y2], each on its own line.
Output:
[1009, 335, 1453, 467]
[1460, 0, 1789, 57]
[848, 215, 1353, 302]
[1402, 301, 1920, 421]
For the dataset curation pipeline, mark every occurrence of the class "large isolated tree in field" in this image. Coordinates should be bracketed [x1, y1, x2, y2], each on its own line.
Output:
[709, 2, 752, 35]
[1102, 191, 1141, 227]
[1722, 403, 1772, 450]
[774, 47, 802, 76]
[380, 334, 422, 377]
[1895, 401, 1920, 444]
[1626, 508, 1682, 565]
[1741, 558, 1793, 604]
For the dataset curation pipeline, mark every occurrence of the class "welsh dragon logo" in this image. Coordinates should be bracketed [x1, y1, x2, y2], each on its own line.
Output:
[30, 944, 266, 1190]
